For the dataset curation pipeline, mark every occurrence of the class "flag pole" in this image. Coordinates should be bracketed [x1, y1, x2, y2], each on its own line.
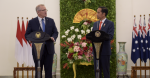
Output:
[27, 66, 28, 78]
[22, 17, 24, 78]
[135, 63, 137, 77]
[17, 62, 19, 78]
[145, 63, 146, 78]
[22, 64, 24, 78]
[140, 15, 142, 78]
[32, 66, 34, 78]
[144, 14, 146, 78]
[134, 15, 137, 77]
[149, 59, 150, 78]
[140, 59, 141, 78]
[17, 17, 19, 78]
[26, 17, 29, 78]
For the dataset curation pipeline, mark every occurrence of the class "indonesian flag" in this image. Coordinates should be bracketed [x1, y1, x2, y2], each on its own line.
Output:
[26, 20, 35, 67]
[22, 20, 28, 66]
[15, 19, 23, 65]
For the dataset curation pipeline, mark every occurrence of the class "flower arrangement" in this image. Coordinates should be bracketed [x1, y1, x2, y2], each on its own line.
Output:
[61, 20, 94, 69]
[61, 19, 115, 69]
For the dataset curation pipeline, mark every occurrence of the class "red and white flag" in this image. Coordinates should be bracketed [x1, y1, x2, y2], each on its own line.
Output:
[22, 19, 28, 66]
[15, 19, 23, 65]
[26, 20, 35, 67]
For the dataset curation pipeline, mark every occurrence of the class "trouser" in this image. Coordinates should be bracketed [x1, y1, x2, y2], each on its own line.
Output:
[32, 44, 54, 78]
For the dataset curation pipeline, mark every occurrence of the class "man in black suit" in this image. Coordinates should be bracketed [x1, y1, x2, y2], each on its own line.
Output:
[92, 6, 114, 78]
[25, 4, 58, 78]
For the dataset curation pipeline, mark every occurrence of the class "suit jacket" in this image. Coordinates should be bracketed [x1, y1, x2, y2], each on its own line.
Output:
[92, 19, 114, 55]
[25, 17, 58, 54]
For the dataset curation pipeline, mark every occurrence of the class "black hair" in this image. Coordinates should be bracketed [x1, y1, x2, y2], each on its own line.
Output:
[98, 6, 108, 16]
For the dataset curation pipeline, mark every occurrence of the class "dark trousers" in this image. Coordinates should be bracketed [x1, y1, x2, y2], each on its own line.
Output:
[93, 54, 110, 78]
[32, 44, 54, 78]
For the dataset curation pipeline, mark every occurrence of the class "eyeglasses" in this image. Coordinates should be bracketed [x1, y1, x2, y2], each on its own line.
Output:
[39, 9, 48, 11]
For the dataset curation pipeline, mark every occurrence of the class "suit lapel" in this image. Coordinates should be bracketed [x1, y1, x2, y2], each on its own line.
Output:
[101, 19, 108, 30]
[35, 17, 42, 31]
[96, 21, 100, 30]
[45, 17, 49, 32]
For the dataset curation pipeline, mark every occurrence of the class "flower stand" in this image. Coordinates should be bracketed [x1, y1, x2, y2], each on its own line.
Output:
[73, 62, 93, 78]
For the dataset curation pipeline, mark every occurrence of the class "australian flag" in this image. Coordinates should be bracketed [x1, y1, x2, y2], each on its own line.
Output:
[131, 17, 140, 64]
[147, 16, 150, 59]
[138, 17, 144, 61]
[142, 16, 148, 63]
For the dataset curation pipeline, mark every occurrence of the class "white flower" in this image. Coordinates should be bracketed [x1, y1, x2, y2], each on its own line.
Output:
[65, 31, 69, 35]
[67, 38, 72, 42]
[78, 35, 82, 39]
[67, 29, 70, 32]
[81, 30, 85, 34]
[65, 33, 68, 36]
[65, 31, 68, 34]
[71, 34, 76, 39]
[71, 36, 74, 40]
[91, 27, 93, 31]
[68, 59, 73, 64]
[75, 28, 79, 32]
[86, 29, 90, 34]
[62, 35, 66, 38]
[65, 29, 70, 35]
[70, 26, 74, 30]
[73, 34, 75, 37]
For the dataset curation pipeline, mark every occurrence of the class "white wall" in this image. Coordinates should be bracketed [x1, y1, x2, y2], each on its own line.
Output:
[116, 0, 150, 75]
[0, 0, 60, 76]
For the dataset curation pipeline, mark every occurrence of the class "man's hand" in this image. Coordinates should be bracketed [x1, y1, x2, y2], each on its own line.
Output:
[28, 40, 32, 44]
[50, 37, 55, 42]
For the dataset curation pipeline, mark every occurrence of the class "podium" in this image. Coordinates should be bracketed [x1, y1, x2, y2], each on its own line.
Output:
[86, 30, 109, 78]
[26, 31, 50, 78]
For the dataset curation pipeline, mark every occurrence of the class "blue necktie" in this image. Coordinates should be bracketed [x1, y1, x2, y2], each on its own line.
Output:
[42, 19, 45, 32]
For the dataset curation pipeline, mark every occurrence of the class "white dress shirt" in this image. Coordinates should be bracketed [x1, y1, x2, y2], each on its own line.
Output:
[38, 16, 45, 31]
[99, 18, 106, 27]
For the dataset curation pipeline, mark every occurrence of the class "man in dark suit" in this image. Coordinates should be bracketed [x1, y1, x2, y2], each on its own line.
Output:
[92, 6, 114, 78]
[25, 4, 58, 78]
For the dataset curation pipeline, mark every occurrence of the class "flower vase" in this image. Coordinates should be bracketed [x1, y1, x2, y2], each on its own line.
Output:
[117, 42, 128, 75]
[52, 53, 57, 78]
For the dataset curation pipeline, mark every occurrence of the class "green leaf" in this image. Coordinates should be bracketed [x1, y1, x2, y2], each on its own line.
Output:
[68, 48, 74, 53]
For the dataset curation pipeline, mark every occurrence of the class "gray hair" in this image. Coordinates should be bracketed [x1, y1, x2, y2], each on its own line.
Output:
[36, 4, 45, 12]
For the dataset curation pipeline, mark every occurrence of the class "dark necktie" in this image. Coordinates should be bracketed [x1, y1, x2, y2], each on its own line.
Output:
[42, 19, 45, 32]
